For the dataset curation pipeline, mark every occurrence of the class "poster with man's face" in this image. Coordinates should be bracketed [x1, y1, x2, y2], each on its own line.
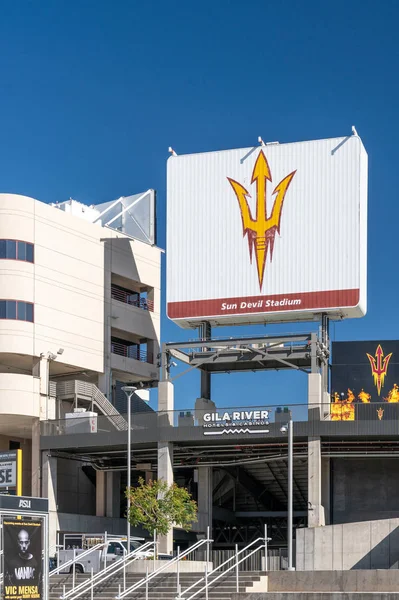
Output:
[3, 520, 42, 600]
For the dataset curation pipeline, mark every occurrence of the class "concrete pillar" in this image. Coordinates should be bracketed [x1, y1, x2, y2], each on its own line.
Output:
[158, 381, 174, 416]
[31, 419, 41, 497]
[100, 240, 112, 401]
[308, 373, 322, 420]
[157, 381, 174, 554]
[157, 442, 174, 554]
[308, 373, 325, 527]
[33, 355, 57, 421]
[106, 471, 121, 518]
[308, 437, 325, 527]
[41, 452, 59, 552]
[197, 467, 213, 536]
[96, 470, 106, 517]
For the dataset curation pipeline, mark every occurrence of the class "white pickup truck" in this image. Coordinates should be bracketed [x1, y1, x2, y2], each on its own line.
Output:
[58, 534, 171, 574]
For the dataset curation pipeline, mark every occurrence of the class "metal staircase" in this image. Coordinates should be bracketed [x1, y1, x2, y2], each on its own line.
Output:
[56, 380, 128, 430]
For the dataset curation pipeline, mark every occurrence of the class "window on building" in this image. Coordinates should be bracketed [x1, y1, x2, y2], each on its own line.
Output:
[9, 441, 20, 450]
[0, 240, 34, 263]
[0, 300, 34, 322]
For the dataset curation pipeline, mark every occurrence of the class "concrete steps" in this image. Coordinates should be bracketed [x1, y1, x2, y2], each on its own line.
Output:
[49, 571, 265, 600]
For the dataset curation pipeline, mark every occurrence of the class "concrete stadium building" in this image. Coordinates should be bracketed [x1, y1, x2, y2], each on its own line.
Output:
[0, 191, 161, 549]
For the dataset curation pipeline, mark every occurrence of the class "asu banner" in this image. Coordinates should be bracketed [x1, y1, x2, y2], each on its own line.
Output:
[3, 520, 42, 600]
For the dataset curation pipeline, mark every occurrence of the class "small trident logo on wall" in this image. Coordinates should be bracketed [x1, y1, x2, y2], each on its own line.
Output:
[227, 151, 296, 290]
[377, 408, 384, 421]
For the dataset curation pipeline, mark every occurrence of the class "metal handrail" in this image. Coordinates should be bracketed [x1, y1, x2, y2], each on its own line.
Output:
[116, 537, 212, 600]
[179, 536, 266, 600]
[111, 286, 154, 312]
[61, 541, 155, 600]
[50, 542, 105, 577]
[111, 341, 149, 362]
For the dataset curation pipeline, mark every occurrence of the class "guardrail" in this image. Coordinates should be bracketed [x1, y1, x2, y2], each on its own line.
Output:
[40, 401, 399, 439]
[115, 535, 212, 600]
[179, 533, 269, 599]
[50, 542, 105, 577]
[111, 341, 150, 362]
[61, 540, 156, 600]
[111, 285, 154, 312]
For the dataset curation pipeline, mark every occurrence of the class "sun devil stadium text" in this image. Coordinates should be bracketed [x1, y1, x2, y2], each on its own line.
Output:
[221, 298, 302, 311]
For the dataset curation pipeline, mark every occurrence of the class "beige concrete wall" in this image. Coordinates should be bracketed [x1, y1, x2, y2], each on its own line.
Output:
[111, 299, 160, 346]
[0, 194, 162, 376]
[297, 518, 399, 571]
[110, 352, 158, 380]
[266, 569, 399, 592]
[0, 373, 40, 417]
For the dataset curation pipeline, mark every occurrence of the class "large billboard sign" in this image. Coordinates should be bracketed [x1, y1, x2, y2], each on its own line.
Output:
[167, 136, 368, 327]
[3, 520, 43, 600]
[331, 341, 399, 421]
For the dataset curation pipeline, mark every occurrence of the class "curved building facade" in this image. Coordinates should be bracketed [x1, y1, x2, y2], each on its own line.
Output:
[0, 193, 161, 545]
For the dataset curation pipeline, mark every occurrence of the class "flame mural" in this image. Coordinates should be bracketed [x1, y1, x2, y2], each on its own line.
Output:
[331, 385, 399, 420]
[331, 341, 399, 421]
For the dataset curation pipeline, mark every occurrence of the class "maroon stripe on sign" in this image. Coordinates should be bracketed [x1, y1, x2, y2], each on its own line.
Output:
[167, 289, 360, 319]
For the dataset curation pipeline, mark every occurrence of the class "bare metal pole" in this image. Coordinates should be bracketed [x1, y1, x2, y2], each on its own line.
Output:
[177, 546, 180, 597]
[72, 549, 76, 589]
[122, 386, 137, 557]
[127, 393, 131, 554]
[235, 543, 239, 592]
[288, 417, 294, 571]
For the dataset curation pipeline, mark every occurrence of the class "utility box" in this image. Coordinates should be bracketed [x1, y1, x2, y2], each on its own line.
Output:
[65, 410, 98, 434]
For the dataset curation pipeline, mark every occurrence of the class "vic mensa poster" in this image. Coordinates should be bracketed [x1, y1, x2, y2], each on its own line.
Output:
[3, 520, 43, 600]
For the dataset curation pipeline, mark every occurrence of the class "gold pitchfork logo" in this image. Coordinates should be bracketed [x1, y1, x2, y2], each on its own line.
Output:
[228, 150, 296, 290]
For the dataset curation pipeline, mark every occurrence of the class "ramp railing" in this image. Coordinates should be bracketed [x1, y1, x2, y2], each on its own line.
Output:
[178, 527, 270, 599]
[115, 535, 212, 600]
[50, 542, 105, 577]
[61, 540, 155, 600]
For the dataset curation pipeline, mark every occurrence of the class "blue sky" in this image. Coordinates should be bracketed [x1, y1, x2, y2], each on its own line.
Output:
[0, 0, 398, 410]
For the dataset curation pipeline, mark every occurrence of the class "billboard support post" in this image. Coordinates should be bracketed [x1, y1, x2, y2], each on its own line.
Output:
[199, 322, 212, 400]
[320, 314, 330, 395]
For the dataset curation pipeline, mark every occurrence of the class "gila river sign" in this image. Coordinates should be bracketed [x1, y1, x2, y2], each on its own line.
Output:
[202, 409, 270, 435]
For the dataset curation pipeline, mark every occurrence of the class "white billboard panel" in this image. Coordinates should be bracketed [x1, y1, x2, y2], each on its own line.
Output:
[167, 136, 367, 328]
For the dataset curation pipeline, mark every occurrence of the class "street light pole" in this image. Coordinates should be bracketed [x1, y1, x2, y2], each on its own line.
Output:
[121, 386, 137, 554]
[280, 414, 295, 571]
[287, 416, 294, 571]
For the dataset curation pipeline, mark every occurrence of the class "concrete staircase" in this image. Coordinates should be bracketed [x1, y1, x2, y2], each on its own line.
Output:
[49, 571, 267, 600]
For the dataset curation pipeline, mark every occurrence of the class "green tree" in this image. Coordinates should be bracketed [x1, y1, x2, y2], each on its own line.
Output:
[126, 478, 197, 537]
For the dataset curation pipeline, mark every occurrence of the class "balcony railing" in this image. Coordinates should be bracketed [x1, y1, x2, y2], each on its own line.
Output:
[111, 285, 154, 312]
[111, 341, 152, 363]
